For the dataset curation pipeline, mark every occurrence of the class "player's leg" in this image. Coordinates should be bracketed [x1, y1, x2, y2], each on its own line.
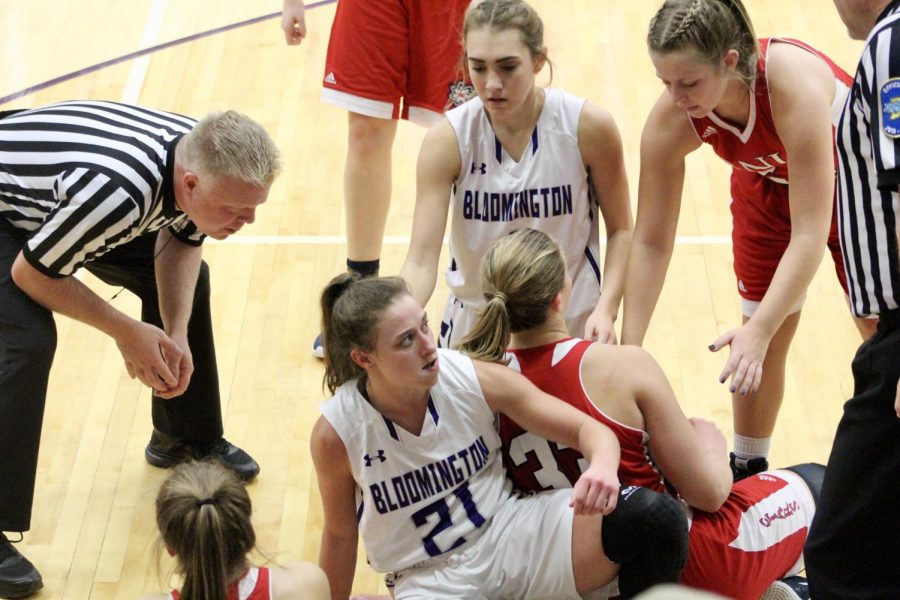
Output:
[728, 175, 799, 480]
[575, 486, 689, 599]
[730, 309, 800, 479]
[345, 112, 398, 266]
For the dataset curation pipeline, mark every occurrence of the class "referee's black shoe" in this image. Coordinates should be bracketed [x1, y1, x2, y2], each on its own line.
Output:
[145, 429, 260, 481]
[0, 533, 43, 599]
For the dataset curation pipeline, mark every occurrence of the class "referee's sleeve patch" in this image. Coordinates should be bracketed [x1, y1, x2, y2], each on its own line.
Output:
[879, 78, 900, 138]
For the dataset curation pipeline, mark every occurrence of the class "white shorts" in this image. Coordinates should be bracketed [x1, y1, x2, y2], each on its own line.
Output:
[388, 489, 581, 599]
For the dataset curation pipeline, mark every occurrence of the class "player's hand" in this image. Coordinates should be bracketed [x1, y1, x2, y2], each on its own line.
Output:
[155, 330, 194, 399]
[584, 311, 618, 344]
[281, 0, 307, 45]
[709, 322, 770, 396]
[571, 462, 619, 516]
[114, 321, 180, 394]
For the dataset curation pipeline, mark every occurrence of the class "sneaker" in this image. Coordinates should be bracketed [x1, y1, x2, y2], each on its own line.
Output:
[145, 430, 260, 481]
[312, 333, 325, 359]
[144, 429, 191, 469]
[0, 533, 43, 599]
[193, 438, 260, 482]
[730, 452, 769, 482]
[759, 576, 810, 600]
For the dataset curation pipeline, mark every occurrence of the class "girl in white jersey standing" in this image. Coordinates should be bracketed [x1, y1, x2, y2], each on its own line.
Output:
[399, 0, 632, 348]
[310, 273, 691, 599]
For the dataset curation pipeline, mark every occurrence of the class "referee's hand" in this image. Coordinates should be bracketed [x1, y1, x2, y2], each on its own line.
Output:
[114, 321, 179, 394]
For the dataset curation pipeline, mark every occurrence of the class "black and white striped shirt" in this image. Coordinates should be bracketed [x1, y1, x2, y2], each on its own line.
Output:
[836, 1, 900, 317]
[0, 100, 203, 278]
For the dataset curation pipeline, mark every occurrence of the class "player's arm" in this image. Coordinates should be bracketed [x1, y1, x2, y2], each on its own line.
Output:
[621, 94, 701, 345]
[399, 120, 460, 307]
[711, 44, 836, 394]
[579, 101, 633, 344]
[310, 416, 360, 600]
[281, 0, 307, 45]
[588, 346, 732, 511]
[474, 359, 621, 515]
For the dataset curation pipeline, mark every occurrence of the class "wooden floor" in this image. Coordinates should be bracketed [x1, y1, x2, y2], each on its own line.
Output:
[0, 1, 869, 597]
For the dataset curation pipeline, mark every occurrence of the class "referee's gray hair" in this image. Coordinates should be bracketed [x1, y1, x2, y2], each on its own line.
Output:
[181, 111, 281, 186]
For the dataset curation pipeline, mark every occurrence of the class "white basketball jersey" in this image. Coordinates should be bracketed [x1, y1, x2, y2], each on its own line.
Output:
[444, 88, 602, 336]
[320, 349, 511, 573]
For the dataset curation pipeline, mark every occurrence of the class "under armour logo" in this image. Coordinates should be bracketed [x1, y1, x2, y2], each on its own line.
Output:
[364, 450, 387, 466]
[471, 162, 487, 175]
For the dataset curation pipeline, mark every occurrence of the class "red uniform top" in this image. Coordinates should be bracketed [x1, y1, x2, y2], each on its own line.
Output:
[688, 37, 851, 186]
[500, 338, 665, 493]
[687, 38, 852, 300]
[500, 339, 815, 600]
[170, 566, 271, 600]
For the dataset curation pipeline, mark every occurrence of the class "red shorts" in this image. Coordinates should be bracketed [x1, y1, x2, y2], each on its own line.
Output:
[681, 470, 815, 600]
[730, 169, 848, 302]
[321, 0, 472, 125]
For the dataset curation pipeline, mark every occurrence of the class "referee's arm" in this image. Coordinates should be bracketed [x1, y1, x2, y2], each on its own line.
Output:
[10, 252, 182, 395]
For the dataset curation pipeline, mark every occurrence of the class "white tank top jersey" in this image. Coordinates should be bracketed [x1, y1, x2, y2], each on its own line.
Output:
[319, 349, 511, 573]
[445, 88, 602, 334]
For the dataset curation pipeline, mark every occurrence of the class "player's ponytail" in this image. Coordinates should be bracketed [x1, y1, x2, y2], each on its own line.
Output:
[458, 228, 566, 362]
[155, 461, 255, 600]
[321, 274, 410, 394]
[647, 0, 758, 86]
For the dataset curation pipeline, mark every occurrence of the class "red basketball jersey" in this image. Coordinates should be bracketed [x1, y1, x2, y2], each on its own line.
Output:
[170, 566, 271, 600]
[688, 37, 852, 186]
[501, 338, 665, 493]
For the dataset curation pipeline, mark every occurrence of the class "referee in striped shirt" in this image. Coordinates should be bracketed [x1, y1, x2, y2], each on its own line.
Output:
[0, 101, 279, 598]
[806, 2, 900, 598]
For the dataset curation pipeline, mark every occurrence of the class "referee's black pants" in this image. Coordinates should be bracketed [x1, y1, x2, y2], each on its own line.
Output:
[0, 226, 223, 532]
[805, 309, 900, 599]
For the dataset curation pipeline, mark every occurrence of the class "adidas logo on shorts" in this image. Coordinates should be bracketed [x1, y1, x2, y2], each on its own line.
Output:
[324, 72, 337, 85]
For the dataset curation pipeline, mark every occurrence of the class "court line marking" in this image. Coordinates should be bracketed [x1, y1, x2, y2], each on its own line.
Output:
[0, 0, 336, 106]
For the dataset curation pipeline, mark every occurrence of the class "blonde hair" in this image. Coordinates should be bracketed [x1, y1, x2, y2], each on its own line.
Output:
[463, 0, 553, 83]
[321, 274, 410, 394]
[647, 0, 759, 85]
[155, 461, 255, 600]
[458, 228, 566, 362]
[181, 111, 281, 186]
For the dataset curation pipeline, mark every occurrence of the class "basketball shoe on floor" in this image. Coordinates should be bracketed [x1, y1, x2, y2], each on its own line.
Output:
[759, 576, 810, 600]
[730, 452, 769, 482]
[0, 533, 42, 599]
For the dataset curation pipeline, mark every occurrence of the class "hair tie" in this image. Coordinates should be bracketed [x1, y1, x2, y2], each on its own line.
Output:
[492, 291, 508, 305]
[196, 498, 216, 507]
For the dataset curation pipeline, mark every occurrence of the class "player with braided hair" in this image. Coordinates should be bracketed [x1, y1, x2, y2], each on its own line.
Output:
[622, 0, 875, 481]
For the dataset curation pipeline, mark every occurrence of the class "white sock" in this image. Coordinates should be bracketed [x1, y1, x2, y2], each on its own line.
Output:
[733, 434, 771, 467]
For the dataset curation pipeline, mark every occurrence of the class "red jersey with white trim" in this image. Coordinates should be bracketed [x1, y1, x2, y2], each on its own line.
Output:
[688, 37, 851, 186]
[170, 566, 272, 600]
[500, 338, 665, 493]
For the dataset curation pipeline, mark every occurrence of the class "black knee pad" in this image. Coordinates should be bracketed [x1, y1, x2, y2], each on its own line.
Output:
[600, 486, 690, 599]
[783, 463, 825, 505]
